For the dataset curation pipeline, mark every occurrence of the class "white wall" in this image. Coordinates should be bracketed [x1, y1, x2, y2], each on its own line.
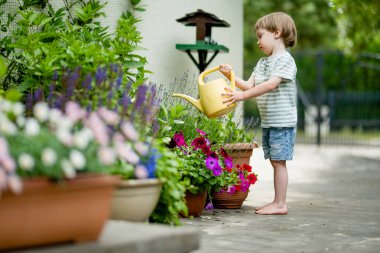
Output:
[135, 0, 244, 87]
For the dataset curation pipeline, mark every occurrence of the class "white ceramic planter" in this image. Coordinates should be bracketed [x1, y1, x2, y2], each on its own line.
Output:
[110, 178, 162, 222]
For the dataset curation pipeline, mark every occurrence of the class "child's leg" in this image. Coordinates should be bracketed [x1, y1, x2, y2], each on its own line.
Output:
[255, 160, 288, 215]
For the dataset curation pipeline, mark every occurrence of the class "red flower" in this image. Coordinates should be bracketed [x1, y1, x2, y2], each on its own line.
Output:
[201, 145, 211, 155]
[248, 173, 257, 185]
[191, 137, 207, 150]
[219, 148, 229, 158]
[243, 163, 252, 172]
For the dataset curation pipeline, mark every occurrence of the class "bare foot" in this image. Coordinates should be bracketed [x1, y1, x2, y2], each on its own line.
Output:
[255, 203, 288, 215]
[255, 202, 273, 211]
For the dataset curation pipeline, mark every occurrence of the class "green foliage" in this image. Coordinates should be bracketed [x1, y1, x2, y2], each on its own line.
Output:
[150, 142, 187, 225]
[158, 103, 256, 144]
[330, 0, 380, 54]
[0, 0, 147, 93]
[243, 0, 338, 78]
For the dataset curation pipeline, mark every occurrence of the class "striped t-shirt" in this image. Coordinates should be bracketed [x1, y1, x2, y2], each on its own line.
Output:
[252, 51, 297, 128]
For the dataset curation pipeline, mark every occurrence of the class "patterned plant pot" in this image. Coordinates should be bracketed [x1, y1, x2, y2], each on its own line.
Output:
[211, 189, 249, 209]
[0, 174, 120, 251]
[223, 142, 258, 167]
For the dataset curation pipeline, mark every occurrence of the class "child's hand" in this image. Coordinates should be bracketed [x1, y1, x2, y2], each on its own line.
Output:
[219, 64, 233, 80]
[221, 86, 244, 106]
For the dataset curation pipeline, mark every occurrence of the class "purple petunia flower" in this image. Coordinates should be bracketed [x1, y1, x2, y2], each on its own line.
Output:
[212, 164, 222, 176]
[227, 185, 236, 194]
[205, 201, 214, 210]
[224, 157, 233, 169]
[240, 180, 250, 192]
[205, 156, 218, 170]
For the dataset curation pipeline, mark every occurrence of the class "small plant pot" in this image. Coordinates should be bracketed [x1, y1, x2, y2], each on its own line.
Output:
[110, 178, 162, 222]
[211, 189, 249, 209]
[182, 190, 207, 217]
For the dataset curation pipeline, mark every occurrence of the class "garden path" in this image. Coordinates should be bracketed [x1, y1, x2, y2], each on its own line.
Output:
[185, 144, 380, 253]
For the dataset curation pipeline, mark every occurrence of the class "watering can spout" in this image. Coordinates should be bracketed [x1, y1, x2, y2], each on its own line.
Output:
[172, 93, 204, 113]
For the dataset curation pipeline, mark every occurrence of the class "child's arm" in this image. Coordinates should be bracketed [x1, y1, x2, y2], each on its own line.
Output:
[222, 77, 281, 105]
[219, 64, 255, 91]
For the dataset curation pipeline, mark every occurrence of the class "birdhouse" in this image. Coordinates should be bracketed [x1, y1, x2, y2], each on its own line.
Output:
[176, 9, 230, 72]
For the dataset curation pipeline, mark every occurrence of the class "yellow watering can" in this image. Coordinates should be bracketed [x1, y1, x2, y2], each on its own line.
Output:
[172, 66, 237, 118]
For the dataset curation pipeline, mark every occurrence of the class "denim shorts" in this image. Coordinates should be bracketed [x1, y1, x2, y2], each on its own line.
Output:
[262, 127, 296, 161]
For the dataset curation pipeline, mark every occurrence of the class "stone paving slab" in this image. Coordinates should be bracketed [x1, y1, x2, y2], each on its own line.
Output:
[183, 144, 380, 253]
[10, 221, 200, 253]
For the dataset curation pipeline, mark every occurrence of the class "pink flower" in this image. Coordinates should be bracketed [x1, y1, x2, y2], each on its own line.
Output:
[121, 121, 139, 141]
[65, 101, 86, 123]
[173, 132, 187, 147]
[8, 175, 22, 194]
[134, 164, 148, 179]
[227, 185, 236, 194]
[0, 155, 16, 172]
[98, 147, 116, 165]
[196, 128, 207, 136]
[97, 107, 120, 125]
[205, 156, 218, 170]
[86, 112, 109, 146]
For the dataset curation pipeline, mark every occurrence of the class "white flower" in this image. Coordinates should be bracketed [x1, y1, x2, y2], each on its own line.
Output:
[0, 99, 12, 113]
[41, 148, 57, 166]
[33, 102, 50, 122]
[24, 118, 40, 136]
[16, 115, 26, 127]
[49, 108, 63, 124]
[56, 128, 73, 146]
[73, 128, 93, 149]
[69, 150, 86, 170]
[18, 153, 35, 170]
[12, 102, 24, 116]
[98, 146, 116, 165]
[61, 159, 76, 179]
[0, 118, 17, 135]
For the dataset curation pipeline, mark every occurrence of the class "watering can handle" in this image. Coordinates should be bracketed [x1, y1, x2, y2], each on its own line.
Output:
[198, 66, 235, 91]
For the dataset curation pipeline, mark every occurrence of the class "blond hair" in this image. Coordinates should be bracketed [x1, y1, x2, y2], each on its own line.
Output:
[255, 12, 297, 48]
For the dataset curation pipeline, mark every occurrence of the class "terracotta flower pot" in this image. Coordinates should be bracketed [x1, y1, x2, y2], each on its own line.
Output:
[211, 189, 249, 209]
[182, 190, 207, 217]
[223, 142, 258, 167]
[0, 174, 120, 251]
[110, 178, 162, 222]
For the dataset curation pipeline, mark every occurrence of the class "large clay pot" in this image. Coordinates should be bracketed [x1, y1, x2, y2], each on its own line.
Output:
[223, 142, 258, 167]
[183, 190, 207, 217]
[110, 178, 162, 222]
[211, 190, 249, 209]
[0, 174, 120, 251]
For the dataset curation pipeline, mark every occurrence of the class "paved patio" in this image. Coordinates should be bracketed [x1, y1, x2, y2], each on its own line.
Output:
[183, 144, 380, 253]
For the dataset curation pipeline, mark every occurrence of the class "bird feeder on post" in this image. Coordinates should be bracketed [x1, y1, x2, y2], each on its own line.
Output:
[176, 9, 230, 73]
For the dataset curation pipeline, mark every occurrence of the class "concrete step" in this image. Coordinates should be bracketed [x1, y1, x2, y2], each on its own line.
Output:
[11, 220, 200, 253]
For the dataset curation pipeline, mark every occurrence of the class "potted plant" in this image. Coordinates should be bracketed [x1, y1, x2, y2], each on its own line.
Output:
[166, 128, 234, 217]
[0, 98, 121, 251]
[211, 163, 258, 209]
